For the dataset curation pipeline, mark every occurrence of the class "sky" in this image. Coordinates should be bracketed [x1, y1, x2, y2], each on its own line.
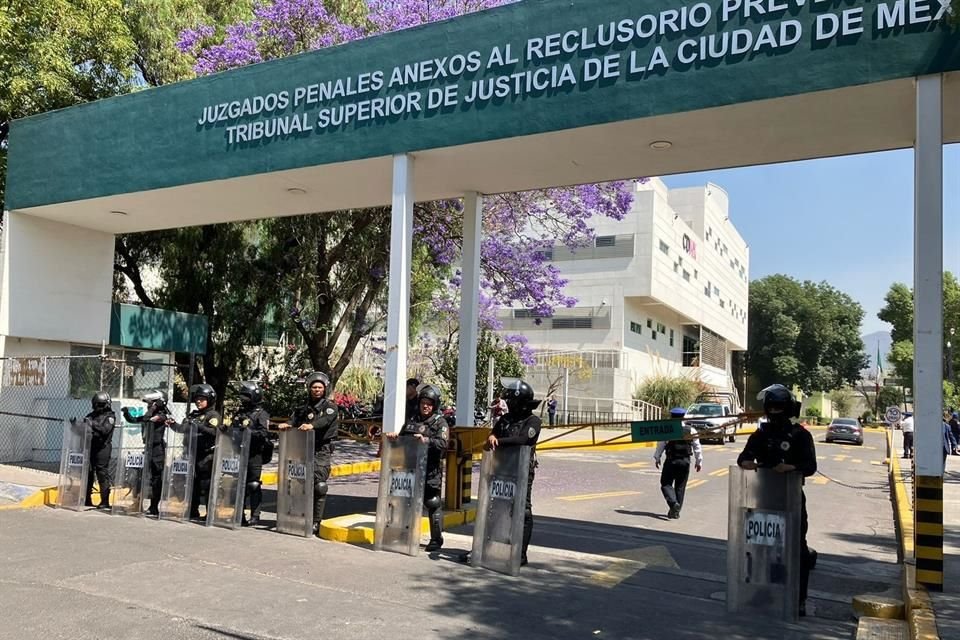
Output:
[661, 144, 960, 337]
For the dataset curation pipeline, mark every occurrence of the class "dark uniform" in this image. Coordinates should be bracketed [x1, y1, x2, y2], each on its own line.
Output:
[289, 372, 339, 531]
[84, 393, 117, 508]
[121, 391, 170, 515]
[737, 384, 817, 615]
[398, 384, 449, 550]
[491, 378, 542, 565]
[655, 408, 703, 519]
[233, 381, 272, 527]
[168, 384, 221, 520]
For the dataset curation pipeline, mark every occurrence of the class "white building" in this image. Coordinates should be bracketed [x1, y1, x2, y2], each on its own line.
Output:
[500, 178, 749, 417]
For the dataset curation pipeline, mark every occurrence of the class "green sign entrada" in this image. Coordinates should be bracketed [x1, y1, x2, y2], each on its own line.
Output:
[7, 0, 959, 210]
[631, 419, 685, 443]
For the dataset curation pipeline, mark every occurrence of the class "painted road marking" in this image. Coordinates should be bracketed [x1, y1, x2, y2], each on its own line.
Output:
[617, 461, 649, 469]
[817, 456, 827, 460]
[589, 545, 679, 589]
[812, 476, 829, 485]
[708, 468, 729, 477]
[871, 461, 885, 466]
[852, 459, 863, 464]
[557, 490, 642, 502]
[686, 479, 708, 490]
[833, 455, 849, 462]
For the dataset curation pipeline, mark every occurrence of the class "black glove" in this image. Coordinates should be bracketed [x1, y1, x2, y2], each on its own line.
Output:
[121, 407, 134, 422]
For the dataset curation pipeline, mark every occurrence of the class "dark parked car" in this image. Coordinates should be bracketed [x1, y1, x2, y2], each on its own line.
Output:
[826, 417, 863, 446]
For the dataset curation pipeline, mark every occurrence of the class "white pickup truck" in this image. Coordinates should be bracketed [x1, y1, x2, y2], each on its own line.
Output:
[683, 396, 740, 445]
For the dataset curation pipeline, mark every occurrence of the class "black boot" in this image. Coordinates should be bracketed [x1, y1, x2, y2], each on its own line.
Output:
[312, 521, 321, 537]
[425, 510, 443, 551]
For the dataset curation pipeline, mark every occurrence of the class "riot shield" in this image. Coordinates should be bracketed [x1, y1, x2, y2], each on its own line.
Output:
[56, 419, 93, 510]
[111, 421, 153, 517]
[471, 446, 531, 576]
[276, 429, 315, 537]
[727, 466, 803, 621]
[206, 426, 251, 530]
[158, 421, 198, 522]
[374, 436, 428, 556]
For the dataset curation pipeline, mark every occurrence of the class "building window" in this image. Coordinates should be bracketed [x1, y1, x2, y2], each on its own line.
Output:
[514, 309, 545, 319]
[536, 247, 554, 261]
[682, 270, 690, 282]
[659, 240, 670, 255]
[630, 321, 643, 334]
[657, 322, 666, 334]
[682, 335, 700, 366]
[694, 269, 698, 280]
[713, 286, 720, 297]
[719, 299, 726, 309]
[673, 262, 679, 273]
[552, 318, 593, 329]
[651, 329, 657, 340]
[669, 329, 675, 347]
[647, 319, 652, 329]
[596, 236, 616, 248]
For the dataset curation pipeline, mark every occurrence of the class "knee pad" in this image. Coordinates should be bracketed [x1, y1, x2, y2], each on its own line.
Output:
[246, 480, 261, 493]
[314, 481, 328, 496]
[425, 495, 442, 510]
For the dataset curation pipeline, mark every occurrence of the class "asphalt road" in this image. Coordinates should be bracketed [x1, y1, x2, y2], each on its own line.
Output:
[0, 428, 898, 640]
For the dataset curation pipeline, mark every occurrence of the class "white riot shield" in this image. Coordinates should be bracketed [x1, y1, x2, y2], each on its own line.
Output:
[374, 436, 428, 556]
[111, 421, 153, 517]
[159, 421, 198, 522]
[56, 419, 93, 510]
[727, 466, 803, 621]
[276, 429, 315, 537]
[471, 446, 531, 576]
[206, 426, 251, 530]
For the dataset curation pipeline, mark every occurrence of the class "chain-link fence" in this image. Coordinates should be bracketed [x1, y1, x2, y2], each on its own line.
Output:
[0, 354, 192, 467]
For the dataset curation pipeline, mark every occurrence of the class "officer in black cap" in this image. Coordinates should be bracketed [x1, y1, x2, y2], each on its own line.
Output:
[84, 392, 117, 509]
[737, 384, 817, 616]
[278, 371, 339, 536]
[653, 407, 703, 519]
[486, 377, 542, 565]
[169, 383, 222, 521]
[388, 383, 449, 551]
[226, 381, 272, 527]
[121, 390, 170, 516]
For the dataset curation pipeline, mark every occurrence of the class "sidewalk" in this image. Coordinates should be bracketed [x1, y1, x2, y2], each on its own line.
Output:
[892, 428, 960, 639]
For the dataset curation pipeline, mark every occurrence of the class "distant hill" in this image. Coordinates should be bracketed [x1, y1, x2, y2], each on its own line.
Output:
[862, 330, 892, 375]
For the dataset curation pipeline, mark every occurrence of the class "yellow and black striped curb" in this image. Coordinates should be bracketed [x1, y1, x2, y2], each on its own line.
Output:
[914, 475, 944, 591]
[888, 430, 942, 640]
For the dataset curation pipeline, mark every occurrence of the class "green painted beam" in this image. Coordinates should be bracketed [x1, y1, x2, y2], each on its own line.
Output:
[109, 303, 208, 354]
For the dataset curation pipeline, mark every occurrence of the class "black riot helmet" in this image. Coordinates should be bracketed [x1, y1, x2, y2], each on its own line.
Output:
[239, 381, 263, 407]
[757, 384, 801, 419]
[141, 390, 167, 412]
[417, 384, 442, 416]
[500, 377, 540, 416]
[92, 392, 111, 411]
[190, 383, 217, 404]
[305, 371, 330, 398]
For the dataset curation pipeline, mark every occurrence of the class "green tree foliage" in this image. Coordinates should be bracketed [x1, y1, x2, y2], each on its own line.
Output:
[747, 275, 869, 393]
[876, 385, 905, 413]
[828, 388, 854, 417]
[429, 325, 524, 414]
[1, 0, 136, 211]
[124, 0, 254, 86]
[876, 272, 960, 388]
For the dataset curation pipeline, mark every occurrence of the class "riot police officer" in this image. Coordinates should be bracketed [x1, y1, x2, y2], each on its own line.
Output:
[279, 372, 339, 536]
[84, 392, 117, 509]
[653, 407, 703, 519]
[169, 384, 222, 521]
[737, 384, 817, 616]
[121, 390, 170, 516]
[389, 384, 449, 551]
[232, 381, 272, 527]
[486, 378, 542, 565]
